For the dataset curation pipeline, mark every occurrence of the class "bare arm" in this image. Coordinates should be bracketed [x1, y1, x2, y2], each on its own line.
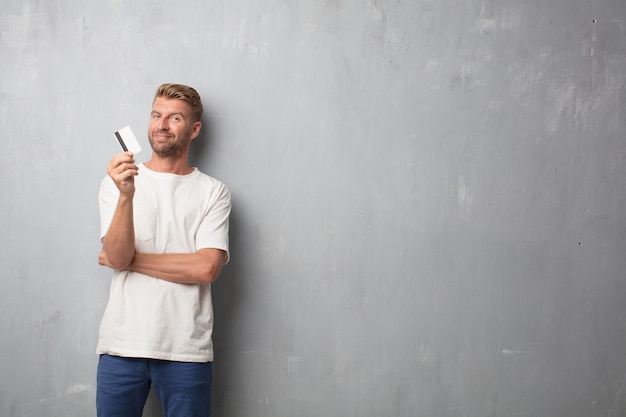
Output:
[100, 152, 139, 270]
[128, 248, 227, 284]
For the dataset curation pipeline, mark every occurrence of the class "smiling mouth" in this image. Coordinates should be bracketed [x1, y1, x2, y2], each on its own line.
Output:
[153, 133, 173, 140]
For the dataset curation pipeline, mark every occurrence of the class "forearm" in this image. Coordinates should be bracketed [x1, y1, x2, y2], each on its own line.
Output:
[101, 194, 135, 269]
[128, 249, 225, 284]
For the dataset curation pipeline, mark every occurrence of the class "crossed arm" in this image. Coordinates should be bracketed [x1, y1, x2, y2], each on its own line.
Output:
[99, 152, 226, 285]
[99, 189, 226, 285]
[99, 246, 226, 285]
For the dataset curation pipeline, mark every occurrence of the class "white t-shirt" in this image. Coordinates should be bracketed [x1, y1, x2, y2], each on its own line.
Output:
[97, 163, 231, 362]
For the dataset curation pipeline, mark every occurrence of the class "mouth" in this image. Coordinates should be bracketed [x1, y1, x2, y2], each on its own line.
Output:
[152, 132, 174, 141]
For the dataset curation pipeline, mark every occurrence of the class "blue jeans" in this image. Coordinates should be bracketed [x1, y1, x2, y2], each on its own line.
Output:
[97, 354, 212, 417]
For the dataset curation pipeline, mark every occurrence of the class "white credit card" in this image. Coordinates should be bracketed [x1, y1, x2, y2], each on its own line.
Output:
[114, 126, 142, 154]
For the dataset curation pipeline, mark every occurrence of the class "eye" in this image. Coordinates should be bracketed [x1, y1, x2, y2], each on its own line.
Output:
[172, 116, 181, 122]
[152, 113, 160, 119]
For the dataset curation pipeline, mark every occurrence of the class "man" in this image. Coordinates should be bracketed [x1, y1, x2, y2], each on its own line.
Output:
[96, 84, 231, 417]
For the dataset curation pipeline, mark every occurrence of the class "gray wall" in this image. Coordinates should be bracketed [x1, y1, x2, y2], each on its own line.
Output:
[1, 1, 626, 416]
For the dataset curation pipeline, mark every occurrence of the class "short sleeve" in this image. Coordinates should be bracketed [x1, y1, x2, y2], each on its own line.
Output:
[195, 182, 231, 264]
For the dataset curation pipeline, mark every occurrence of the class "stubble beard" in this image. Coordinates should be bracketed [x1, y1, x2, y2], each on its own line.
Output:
[149, 130, 191, 159]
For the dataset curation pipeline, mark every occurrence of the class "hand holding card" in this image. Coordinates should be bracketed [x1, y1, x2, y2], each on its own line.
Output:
[115, 126, 142, 154]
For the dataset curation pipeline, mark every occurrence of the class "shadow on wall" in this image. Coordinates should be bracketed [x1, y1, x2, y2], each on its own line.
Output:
[142, 389, 164, 417]
[188, 110, 212, 169]
[211, 203, 247, 412]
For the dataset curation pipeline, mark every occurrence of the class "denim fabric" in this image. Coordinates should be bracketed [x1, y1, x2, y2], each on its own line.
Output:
[97, 354, 212, 417]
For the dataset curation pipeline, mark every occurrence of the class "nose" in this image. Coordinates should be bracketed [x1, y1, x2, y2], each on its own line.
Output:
[157, 117, 169, 131]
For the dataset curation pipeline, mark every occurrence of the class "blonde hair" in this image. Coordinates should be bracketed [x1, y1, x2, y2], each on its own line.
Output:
[154, 83, 203, 122]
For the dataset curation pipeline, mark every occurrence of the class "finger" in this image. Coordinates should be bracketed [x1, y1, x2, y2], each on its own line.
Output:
[108, 152, 136, 170]
[109, 162, 139, 178]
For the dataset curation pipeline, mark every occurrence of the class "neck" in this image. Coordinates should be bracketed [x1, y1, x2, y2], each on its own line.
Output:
[144, 154, 194, 175]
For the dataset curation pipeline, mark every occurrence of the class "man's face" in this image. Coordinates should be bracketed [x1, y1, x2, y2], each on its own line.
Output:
[148, 97, 200, 159]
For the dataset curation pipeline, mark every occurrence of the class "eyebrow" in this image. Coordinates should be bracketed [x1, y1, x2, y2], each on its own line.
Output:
[152, 110, 186, 119]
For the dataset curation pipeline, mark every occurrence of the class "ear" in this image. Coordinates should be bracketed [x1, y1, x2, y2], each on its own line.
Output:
[190, 121, 202, 140]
